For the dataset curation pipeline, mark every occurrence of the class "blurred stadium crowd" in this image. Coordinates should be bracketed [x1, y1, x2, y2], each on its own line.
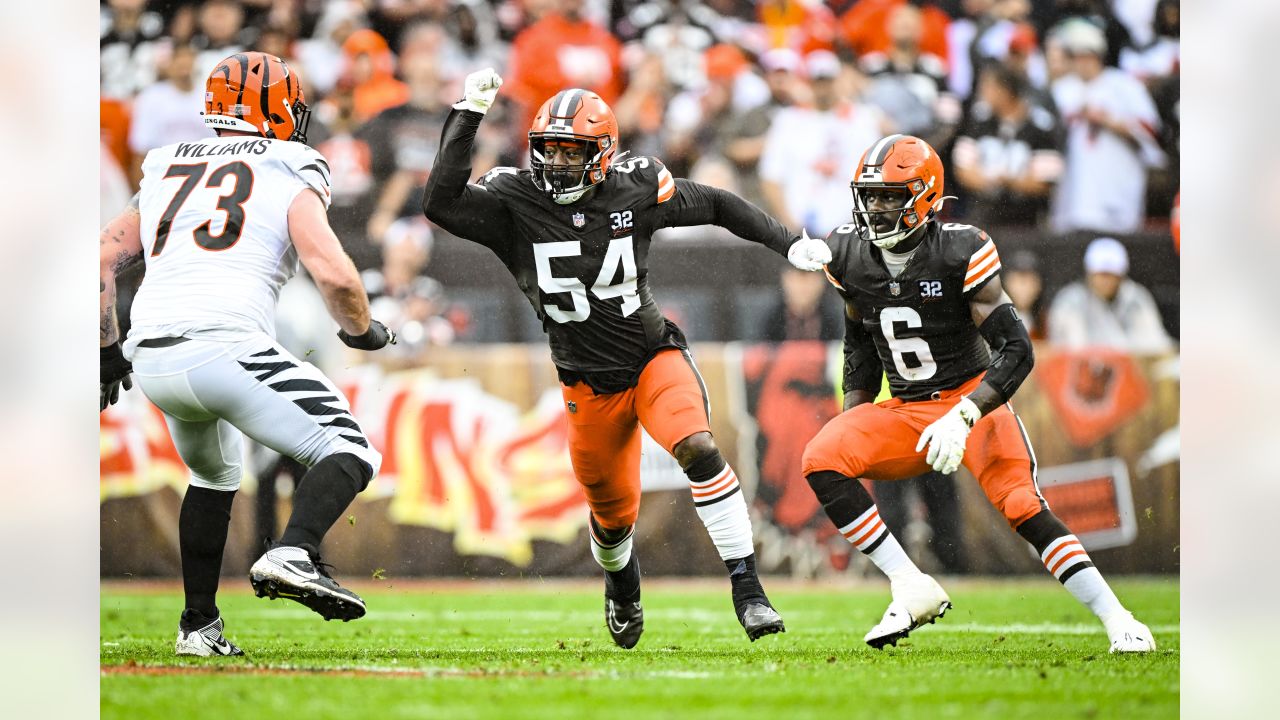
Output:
[100, 0, 1180, 355]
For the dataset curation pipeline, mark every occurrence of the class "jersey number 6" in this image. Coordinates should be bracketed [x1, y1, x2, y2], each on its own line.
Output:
[880, 306, 938, 380]
[533, 238, 640, 323]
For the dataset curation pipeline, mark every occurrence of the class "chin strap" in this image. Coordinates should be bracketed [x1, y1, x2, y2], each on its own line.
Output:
[552, 187, 589, 204]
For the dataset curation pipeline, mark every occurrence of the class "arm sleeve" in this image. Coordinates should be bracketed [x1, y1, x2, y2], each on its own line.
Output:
[421, 108, 515, 254]
[843, 309, 884, 397]
[654, 178, 797, 257]
[977, 302, 1035, 403]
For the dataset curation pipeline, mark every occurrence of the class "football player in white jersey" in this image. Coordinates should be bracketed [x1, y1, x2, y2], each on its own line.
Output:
[99, 52, 395, 657]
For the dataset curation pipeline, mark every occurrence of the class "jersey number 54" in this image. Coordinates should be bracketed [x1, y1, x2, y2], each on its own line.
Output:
[533, 238, 639, 323]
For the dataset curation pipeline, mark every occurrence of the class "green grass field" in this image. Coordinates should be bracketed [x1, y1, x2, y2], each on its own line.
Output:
[101, 577, 1178, 720]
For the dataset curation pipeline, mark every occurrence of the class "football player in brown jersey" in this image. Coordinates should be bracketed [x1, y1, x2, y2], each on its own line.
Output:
[802, 134, 1156, 653]
[423, 69, 833, 648]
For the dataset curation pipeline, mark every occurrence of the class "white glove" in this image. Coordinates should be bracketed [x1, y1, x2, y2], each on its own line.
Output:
[915, 397, 981, 474]
[786, 229, 832, 271]
[453, 68, 503, 114]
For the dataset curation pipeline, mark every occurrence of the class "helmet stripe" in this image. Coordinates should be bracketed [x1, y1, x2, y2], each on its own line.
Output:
[259, 57, 273, 133]
[866, 134, 905, 167]
[232, 53, 250, 111]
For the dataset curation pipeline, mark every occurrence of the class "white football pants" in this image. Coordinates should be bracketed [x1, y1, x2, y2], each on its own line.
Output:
[129, 332, 381, 491]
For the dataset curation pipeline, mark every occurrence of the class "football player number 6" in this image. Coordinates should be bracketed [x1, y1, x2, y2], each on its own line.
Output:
[533, 239, 640, 323]
[880, 307, 937, 380]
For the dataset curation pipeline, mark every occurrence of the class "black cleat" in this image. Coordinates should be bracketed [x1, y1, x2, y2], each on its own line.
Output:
[739, 601, 786, 641]
[248, 542, 366, 621]
[603, 552, 644, 649]
[605, 597, 645, 649]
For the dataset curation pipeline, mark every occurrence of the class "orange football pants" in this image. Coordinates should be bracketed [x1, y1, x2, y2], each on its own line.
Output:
[560, 349, 712, 531]
[801, 374, 1046, 528]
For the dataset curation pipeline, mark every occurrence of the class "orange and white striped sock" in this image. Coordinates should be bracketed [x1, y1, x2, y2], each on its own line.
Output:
[838, 506, 919, 579]
[1020, 512, 1125, 620]
[807, 471, 919, 580]
[685, 452, 754, 561]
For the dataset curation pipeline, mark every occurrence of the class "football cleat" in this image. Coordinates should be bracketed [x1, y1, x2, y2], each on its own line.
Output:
[249, 543, 366, 622]
[864, 573, 951, 649]
[1104, 612, 1157, 653]
[605, 598, 644, 649]
[738, 602, 786, 642]
[175, 609, 244, 657]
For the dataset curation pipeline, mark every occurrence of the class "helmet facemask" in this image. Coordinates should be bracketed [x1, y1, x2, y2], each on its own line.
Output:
[529, 134, 609, 205]
[851, 178, 933, 251]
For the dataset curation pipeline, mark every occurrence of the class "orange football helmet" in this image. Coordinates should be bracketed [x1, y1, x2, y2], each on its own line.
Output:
[528, 89, 619, 203]
[203, 52, 312, 144]
[850, 134, 945, 250]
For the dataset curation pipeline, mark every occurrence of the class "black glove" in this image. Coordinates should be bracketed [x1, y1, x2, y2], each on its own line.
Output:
[100, 342, 133, 411]
[337, 319, 396, 351]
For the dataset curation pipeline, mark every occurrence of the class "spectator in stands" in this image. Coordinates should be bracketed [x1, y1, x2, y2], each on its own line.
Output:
[757, 0, 838, 55]
[297, 0, 369, 96]
[946, 0, 995, 102]
[664, 43, 766, 179]
[1119, 0, 1179, 84]
[192, 0, 251, 79]
[952, 62, 1063, 227]
[1047, 237, 1174, 352]
[859, 2, 962, 149]
[760, 267, 843, 343]
[313, 80, 376, 257]
[100, 0, 166, 99]
[760, 50, 892, 236]
[438, 0, 509, 81]
[359, 33, 463, 270]
[621, 0, 723, 92]
[127, 44, 212, 185]
[342, 28, 410, 124]
[1038, 0, 1132, 69]
[1050, 19, 1163, 235]
[722, 48, 804, 207]
[613, 51, 671, 162]
[839, 0, 950, 61]
[505, 0, 624, 131]
[1002, 250, 1047, 340]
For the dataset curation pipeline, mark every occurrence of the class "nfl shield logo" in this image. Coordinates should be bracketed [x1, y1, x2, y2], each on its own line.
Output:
[572, 212, 586, 228]
[889, 281, 901, 296]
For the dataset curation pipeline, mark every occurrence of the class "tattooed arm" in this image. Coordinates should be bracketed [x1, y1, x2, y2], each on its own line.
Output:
[99, 194, 144, 347]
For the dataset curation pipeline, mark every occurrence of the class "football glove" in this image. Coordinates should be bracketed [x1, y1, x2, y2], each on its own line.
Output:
[338, 319, 397, 351]
[453, 68, 503, 115]
[786, 229, 832, 272]
[915, 397, 980, 474]
[100, 342, 133, 412]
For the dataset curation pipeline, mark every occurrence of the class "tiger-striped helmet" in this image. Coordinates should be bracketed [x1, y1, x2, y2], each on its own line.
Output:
[203, 52, 311, 144]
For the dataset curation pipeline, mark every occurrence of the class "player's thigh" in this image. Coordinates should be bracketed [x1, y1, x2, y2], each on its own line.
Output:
[161, 414, 245, 491]
[634, 349, 712, 453]
[187, 338, 382, 476]
[963, 406, 1045, 527]
[802, 402, 929, 480]
[561, 381, 642, 529]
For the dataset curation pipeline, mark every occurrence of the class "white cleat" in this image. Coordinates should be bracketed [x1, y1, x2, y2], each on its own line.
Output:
[1104, 612, 1157, 653]
[864, 573, 952, 649]
[249, 543, 366, 621]
[175, 609, 244, 657]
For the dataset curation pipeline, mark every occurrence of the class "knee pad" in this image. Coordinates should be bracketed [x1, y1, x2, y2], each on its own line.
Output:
[189, 464, 243, 492]
[682, 446, 726, 483]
